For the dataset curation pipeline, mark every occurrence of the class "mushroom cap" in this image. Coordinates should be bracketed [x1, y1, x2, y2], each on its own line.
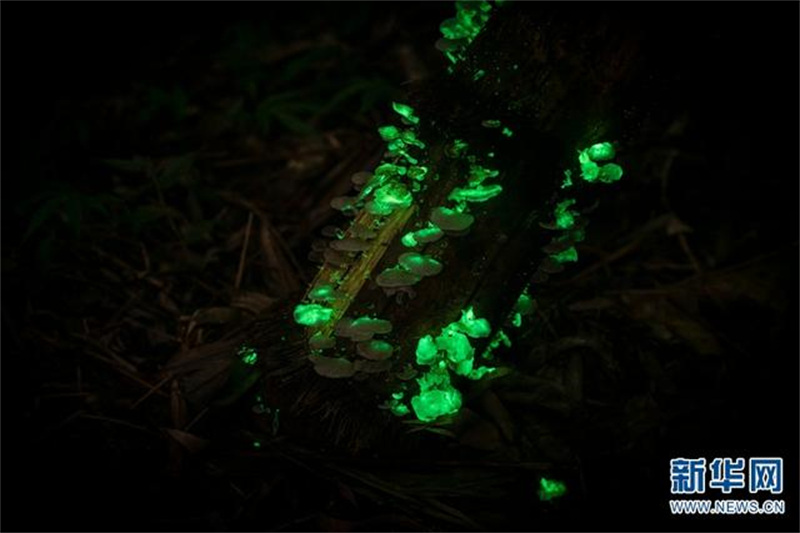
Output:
[308, 283, 339, 302]
[323, 248, 351, 267]
[351, 225, 377, 240]
[330, 196, 358, 212]
[355, 359, 392, 374]
[587, 142, 616, 162]
[435, 37, 468, 52]
[309, 332, 336, 351]
[430, 207, 474, 232]
[539, 257, 565, 274]
[308, 354, 355, 378]
[376, 266, 421, 288]
[364, 200, 391, 216]
[293, 303, 333, 327]
[329, 238, 371, 253]
[335, 316, 392, 341]
[311, 239, 329, 252]
[350, 316, 393, 335]
[597, 163, 624, 183]
[541, 238, 573, 255]
[398, 253, 443, 277]
[320, 225, 341, 238]
[456, 307, 491, 338]
[356, 340, 394, 361]
[351, 171, 373, 186]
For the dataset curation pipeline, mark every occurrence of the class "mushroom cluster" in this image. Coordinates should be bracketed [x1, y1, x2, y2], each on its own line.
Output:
[435, 1, 492, 67]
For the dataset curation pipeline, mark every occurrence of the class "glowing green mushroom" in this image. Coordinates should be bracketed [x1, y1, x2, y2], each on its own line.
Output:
[449, 184, 503, 203]
[551, 246, 578, 264]
[371, 182, 412, 214]
[538, 477, 567, 501]
[554, 199, 577, 230]
[411, 388, 462, 422]
[294, 303, 333, 327]
[416, 335, 440, 365]
[392, 102, 420, 125]
[238, 345, 258, 365]
[399, 252, 443, 277]
[597, 163, 624, 183]
[456, 306, 492, 338]
[401, 224, 444, 248]
[377, 125, 400, 141]
[587, 142, 615, 162]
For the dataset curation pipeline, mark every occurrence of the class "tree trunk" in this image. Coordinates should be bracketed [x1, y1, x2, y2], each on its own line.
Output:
[272, 3, 691, 451]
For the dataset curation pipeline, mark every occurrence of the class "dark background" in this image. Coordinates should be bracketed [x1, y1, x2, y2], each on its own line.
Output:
[2, 2, 798, 532]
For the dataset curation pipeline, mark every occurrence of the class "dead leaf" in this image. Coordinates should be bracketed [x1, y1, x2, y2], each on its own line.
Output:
[164, 428, 210, 453]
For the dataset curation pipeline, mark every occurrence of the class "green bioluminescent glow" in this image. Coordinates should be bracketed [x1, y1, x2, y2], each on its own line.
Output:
[561, 169, 573, 189]
[412, 387, 462, 422]
[401, 224, 444, 248]
[450, 139, 469, 157]
[482, 119, 501, 128]
[378, 125, 400, 141]
[392, 102, 420, 125]
[551, 246, 578, 264]
[400, 308, 496, 421]
[370, 182, 413, 215]
[457, 306, 492, 338]
[449, 184, 503, 203]
[587, 142, 615, 162]
[554, 199, 577, 230]
[399, 253, 443, 276]
[538, 478, 567, 501]
[481, 329, 511, 360]
[389, 392, 411, 416]
[598, 162, 623, 183]
[293, 303, 334, 327]
[309, 284, 336, 302]
[578, 149, 600, 182]
[239, 345, 258, 365]
[468, 164, 500, 186]
[501, 127, 513, 138]
[578, 141, 624, 184]
[407, 165, 429, 182]
[511, 313, 522, 328]
[416, 335, 439, 365]
[473, 69, 486, 81]
[438, 1, 492, 65]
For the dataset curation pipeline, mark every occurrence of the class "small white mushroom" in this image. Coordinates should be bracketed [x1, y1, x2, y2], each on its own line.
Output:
[320, 225, 341, 238]
[430, 207, 475, 232]
[376, 266, 421, 288]
[435, 37, 468, 52]
[330, 196, 358, 212]
[309, 332, 336, 351]
[351, 225, 377, 240]
[335, 316, 393, 342]
[539, 257, 565, 274]
[308, 354, 355, 378]
[355, 359, 392, 374]
[398, 253, 443, 277]
[307, 250, 323, 264]
[356, 340, 394, 361]
[329, 238, 372, 253]
[311, 239, 329, 252]
[323, 248, 351, 267]
[542, 239, 573, 254]
[351, 171, 372, 188]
